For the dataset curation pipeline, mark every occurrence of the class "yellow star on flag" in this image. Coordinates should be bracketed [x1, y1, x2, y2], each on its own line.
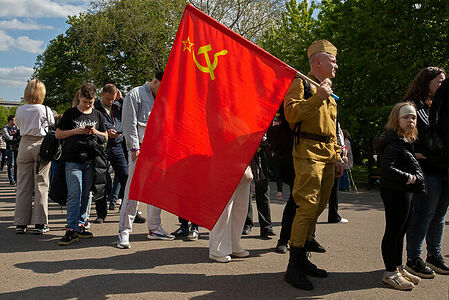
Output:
[182, 37, 194, 52]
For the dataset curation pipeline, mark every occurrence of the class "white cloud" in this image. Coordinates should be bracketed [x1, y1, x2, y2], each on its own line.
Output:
[0, 19, 54, 30]
[0, 30, 43, 53]
[0, 66, 34, 89]
[0, 0, 89, 18]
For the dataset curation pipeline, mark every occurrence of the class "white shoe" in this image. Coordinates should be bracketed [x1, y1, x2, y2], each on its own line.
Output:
[117, 232, 130, 249]
[209, 254, 231, 263]
[231, 250, 249, 258]
[339, 218, 349, 223]
[382, 271, 414, 291]
[147, 226, 175, 240]
[399, 267, 421, 285]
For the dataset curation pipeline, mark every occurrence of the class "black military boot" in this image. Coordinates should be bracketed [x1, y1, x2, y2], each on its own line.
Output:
[284, 246, 313, 290]
[303, 251, 328, 277]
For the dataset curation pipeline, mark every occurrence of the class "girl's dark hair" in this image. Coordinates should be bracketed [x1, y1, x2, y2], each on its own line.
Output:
[403, 66, 446, 103]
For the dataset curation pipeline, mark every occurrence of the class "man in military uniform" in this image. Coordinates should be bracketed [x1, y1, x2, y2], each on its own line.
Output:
[283, 40, 343, 290]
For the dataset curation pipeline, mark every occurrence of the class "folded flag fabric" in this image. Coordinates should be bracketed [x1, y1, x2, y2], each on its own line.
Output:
[129, 4, 297, 230]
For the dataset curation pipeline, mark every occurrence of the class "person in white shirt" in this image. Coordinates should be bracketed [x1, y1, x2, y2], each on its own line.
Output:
[14, 79, 54, 234]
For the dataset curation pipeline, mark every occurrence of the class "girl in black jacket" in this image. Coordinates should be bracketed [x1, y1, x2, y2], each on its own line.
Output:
[374, 102, 425, 291]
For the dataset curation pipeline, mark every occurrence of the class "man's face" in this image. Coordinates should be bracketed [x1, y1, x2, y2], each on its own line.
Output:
[318, 53, 338, 79]
[9, 118, 15, 126]
[101, 92, 115, 107]
[79, 97, 95, 111]
[150, 79, 161, 96]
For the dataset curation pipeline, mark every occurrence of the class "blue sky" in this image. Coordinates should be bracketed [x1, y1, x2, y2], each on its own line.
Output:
[0, 0, 90, 101]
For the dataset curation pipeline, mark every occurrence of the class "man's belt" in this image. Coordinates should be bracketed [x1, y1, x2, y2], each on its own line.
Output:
[301, 132, 332, 143]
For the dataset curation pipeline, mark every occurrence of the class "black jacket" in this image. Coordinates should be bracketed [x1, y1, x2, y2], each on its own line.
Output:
[94, 99, 124, 146]
[374, 129, 425, 193]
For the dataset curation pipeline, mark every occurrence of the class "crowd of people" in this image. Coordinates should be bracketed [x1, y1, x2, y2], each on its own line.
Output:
[7, 39, 449, 292]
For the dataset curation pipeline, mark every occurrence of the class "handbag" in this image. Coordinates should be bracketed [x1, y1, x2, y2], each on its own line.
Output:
[39, 106, 62, 162]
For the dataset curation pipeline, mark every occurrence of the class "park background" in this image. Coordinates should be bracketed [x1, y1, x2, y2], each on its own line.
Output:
[1, 0, 449, 178]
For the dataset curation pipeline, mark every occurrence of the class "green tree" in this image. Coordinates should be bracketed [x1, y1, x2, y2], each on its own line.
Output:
[260, 0, 318, 71]
[189, 0, 284, 41]
[317, 0, 449, 162]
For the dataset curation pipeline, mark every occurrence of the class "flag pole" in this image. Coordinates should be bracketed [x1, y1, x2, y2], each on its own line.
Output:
[296, 71, 340, 100]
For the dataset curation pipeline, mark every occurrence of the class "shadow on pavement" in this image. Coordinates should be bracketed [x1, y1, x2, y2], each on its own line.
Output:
[0, 270, 384, 299]
[14, 247, 273, 274]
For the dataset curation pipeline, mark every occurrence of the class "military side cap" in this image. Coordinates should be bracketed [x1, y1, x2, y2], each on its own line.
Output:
[307, 40, 337, 58]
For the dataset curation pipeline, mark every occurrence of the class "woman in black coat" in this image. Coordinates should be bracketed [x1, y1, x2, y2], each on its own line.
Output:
[374, 102, 425, 291]
[402, 68, 449, 279]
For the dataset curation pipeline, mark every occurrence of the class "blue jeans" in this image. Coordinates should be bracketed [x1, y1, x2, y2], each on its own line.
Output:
[6, 149, 17, 183]
[65, 162, 93, 231]
[106, 143, 128, 204]
[406, 173, 449, 258]
[339, 170, 350, 190]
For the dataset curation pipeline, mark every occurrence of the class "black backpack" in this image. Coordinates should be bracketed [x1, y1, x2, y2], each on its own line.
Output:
[427, 78, 449, 167]
[39, 107, 62, 162]
[266, 77, 312, 157]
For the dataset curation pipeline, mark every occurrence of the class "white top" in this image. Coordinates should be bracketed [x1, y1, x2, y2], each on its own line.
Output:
[15, 104, 55, 137]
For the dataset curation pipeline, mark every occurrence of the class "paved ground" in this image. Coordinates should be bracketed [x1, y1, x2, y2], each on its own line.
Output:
[1, 172, 448, 300]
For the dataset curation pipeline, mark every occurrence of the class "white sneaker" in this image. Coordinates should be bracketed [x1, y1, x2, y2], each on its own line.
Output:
[117, 232, 130, 249]
[209, 254, 231, 263]
[147, 226, 175, 240]
[339, 218, 349, 223]
[382, 271, 414, 291]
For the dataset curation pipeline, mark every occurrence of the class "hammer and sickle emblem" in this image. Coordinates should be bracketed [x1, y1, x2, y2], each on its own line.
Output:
[192, 45, 228, 80]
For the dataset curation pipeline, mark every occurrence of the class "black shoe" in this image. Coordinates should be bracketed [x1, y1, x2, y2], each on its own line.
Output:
[303, 253, 328, 277]
[284, 247, 313, 290]
[94, 217, 104, 224]
[78, 226, 93, 239]
[33, 224, 49, 235]
[9, 181, 16, 186]
[262, 229, 276, 236]
[260, 231, 273, 240]
[186, 228, 199, 241]
[242, 225, 252, 235]
[58, 230, 79, 245]
[108, 203, 116, 210]
[405, 257, 436, 278]
[16, 225, 27, 234]
[171, 226, 189, 238]
[134, 211, 146, 223]
[276, 241, 288, 254]
[305, 239, 326, 253]
[426, 254, 449, 275]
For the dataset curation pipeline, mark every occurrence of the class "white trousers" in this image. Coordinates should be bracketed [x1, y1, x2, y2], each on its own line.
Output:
[118, 151, 162, 234]
[209, 166, 253, 256]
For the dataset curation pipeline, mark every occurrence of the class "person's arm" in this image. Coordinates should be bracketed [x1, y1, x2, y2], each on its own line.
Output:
[381, 143, 411, 184]
[122, 89, 140, 152]
[55, 127, 90, 139]
[2, 127, 13, 141]
[284, 78, 333, 124]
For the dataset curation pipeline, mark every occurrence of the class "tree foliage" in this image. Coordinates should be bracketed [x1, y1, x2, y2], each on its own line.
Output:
[33, 0, 282, 112]
[261, 0, 449, 163]
[189, 0, 284, 42]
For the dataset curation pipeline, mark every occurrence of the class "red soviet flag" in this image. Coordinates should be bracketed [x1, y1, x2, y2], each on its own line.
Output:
[129, 4, 297, 230]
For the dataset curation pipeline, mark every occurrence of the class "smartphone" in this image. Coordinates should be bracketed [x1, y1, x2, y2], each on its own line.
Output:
[85, 125, 93, 129]
[115, 131, 123, 134]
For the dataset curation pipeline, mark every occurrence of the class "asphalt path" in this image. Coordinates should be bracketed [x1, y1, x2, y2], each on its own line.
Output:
[1, 173, 448, 299]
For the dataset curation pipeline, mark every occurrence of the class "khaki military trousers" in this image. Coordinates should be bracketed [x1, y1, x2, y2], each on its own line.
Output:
[290, 158, 335, 247]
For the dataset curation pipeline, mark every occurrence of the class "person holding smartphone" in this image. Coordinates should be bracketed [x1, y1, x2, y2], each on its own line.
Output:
[94, 84, 129, 220]
[56, 83, 108, 245]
